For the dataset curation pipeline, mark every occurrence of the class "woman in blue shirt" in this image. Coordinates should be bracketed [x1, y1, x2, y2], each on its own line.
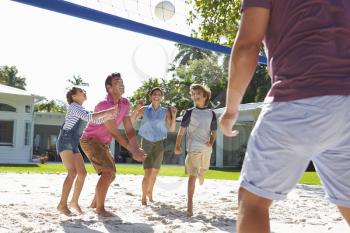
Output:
[133, 87, 177, 205]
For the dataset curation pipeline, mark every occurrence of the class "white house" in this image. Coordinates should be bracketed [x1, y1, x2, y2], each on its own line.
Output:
[0, 84, 34, 163]
[214, 103, 263, 168]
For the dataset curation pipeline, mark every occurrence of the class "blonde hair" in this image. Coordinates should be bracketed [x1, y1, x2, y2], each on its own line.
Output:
[189, 84, 211, 107]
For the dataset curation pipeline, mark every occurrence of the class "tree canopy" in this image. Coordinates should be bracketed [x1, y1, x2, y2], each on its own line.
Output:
[0, 65, 27, 90]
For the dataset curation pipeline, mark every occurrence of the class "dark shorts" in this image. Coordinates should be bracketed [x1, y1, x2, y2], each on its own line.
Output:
[141, 138, 164, 169]
[56, 130, 80, 154]
[80, 137, 116, 175]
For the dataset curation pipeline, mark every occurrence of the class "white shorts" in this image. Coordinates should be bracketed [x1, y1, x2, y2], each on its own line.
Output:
[240, 95, 350, 208]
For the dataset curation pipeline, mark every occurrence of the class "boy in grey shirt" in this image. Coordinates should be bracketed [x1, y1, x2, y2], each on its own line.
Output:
[175, 84, 217, 217]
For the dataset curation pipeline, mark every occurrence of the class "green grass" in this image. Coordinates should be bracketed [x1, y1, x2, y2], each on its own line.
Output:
[0, 164, 321, 185]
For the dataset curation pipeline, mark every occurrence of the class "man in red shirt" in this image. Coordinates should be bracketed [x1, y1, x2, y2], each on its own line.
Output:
[80, 72, 146, 217]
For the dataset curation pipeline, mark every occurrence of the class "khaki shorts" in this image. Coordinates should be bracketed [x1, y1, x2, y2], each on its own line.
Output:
[80, 137, 115, 175]
[185, 149, 212, 176]
[141, 138, 164, 169]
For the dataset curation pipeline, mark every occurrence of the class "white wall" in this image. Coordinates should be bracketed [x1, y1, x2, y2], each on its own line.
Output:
[0, 93, 34, 164]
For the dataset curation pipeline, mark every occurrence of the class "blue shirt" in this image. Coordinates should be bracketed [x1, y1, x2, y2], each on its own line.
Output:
[138, 104, 168, 142]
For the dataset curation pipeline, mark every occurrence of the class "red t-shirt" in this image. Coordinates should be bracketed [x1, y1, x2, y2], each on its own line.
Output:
[242, 0, 350, 101]
[82, 95, 130, 144]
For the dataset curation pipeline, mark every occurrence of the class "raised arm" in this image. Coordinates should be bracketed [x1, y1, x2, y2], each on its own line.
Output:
[219, 7, 270, 137]
[166, 106, 177, 132]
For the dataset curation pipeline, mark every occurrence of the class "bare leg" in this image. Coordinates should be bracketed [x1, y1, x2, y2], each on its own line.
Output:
[142, 169, 152, 205]
[198, 168, 205, 185]
[95, 169, 115, 217]
[90, 194, 96, 208]
[57, 150, 77, 216]
[69, 153, 87, 214]
[337, 206, 350, 226]
[187, 175, 197, 217]
[147, 169, 160, 202]
[236, 187, 272, 233]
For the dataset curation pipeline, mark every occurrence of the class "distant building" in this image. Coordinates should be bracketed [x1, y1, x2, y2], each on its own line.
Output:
[0, 84, 34, 163]
[0, 84, 262, 167]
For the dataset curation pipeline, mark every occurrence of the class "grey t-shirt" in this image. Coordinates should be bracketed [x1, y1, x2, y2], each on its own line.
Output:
[243, 0, 350, 101]
[181, 107, 217, 152]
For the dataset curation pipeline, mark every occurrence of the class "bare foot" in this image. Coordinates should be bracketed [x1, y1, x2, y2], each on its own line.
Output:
[187, 202, 193, 217]
[141, 197, 147, 206]
[57, 204, 73, 216]
[96, 209, 114, 217]
[69, 202, 83, 214]
[147, 195, 154, 203]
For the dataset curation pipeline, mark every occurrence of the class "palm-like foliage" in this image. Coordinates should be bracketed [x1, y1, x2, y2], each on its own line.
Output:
[34, 99, 67, 113]
[67, 75, 89, 87]
[0, 66, 27, 90]
[173, 44, 214, 67]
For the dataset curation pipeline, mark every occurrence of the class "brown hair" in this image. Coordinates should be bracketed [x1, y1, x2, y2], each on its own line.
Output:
[66, 87, 84, 104]
[105, 72, 121, 92]
[148, 87, 163, 97]
[190, 84, 211, 107]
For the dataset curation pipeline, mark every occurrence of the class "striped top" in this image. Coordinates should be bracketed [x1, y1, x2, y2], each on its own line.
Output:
[62, 102, 102, 130]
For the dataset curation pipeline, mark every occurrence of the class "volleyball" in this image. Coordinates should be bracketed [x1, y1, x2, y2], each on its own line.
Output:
[154, 1, 175, 21]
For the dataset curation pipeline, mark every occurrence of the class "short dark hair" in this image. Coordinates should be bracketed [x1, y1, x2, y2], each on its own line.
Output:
[148, 87, 163, 97]
[105, 72, 121, 92]
[66, 87, 84, 104]
[190, 84, 211, 106]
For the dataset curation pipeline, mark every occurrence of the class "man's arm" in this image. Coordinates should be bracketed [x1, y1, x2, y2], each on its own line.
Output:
[122, 116, 146, 161]
[103, 117, 146, 162]
[220, 7, 270, 137]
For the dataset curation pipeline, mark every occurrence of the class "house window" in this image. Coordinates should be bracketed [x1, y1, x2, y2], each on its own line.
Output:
[0, 120, 14, 146]
[0, 103, 16, 112]
[25, 105, 31, 113]
[25, 122, 31, 145]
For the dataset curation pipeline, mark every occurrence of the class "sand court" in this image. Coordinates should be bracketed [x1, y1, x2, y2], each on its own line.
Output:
[0, 173, 347, 233]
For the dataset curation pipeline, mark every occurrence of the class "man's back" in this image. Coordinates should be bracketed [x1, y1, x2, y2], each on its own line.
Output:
[243, 0, 350, 101]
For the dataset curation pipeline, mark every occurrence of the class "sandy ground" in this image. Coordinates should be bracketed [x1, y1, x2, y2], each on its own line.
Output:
[0, 173, 348, 233]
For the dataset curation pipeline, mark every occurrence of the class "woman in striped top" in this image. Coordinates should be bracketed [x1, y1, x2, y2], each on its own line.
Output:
[56, 87, 116, 216]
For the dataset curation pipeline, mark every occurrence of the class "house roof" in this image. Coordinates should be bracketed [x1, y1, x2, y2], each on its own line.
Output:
[214, 102, 264, 115]
[0, 84, 32, 96]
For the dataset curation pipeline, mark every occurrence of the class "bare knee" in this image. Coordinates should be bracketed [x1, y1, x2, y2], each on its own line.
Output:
[76, 170, 87, 180]
[100, 169, 115, 181]
[238, 187, 273, 210]
[67, 170, 77, 180]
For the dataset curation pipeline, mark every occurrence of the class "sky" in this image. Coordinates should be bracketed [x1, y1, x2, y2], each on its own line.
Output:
[0, 0, 191, 110]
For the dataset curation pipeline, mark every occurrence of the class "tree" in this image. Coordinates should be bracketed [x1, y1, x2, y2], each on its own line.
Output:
[187, 1, 271, 103]
[67, 75, 89, 87]
[34, 99, 67, 113]
[172, 44, 214, 67]
[0, 65, 27, 90]
[129, 78, 165, 108]
[130, 59, 227, 115]
[187, 0, 242, 46]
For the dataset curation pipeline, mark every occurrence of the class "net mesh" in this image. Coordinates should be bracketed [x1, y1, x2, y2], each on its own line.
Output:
[65, 0, 195, 36]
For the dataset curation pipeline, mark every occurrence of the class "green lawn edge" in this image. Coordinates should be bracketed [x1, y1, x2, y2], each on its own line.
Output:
[0, 164, 321, 185]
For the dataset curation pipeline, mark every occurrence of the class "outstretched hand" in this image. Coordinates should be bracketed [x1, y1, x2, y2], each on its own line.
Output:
[219, 111, 239, 137]
[174, 146, 182, 155]
[131, 147, 147, 162]
[104, 105, 118, 121]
